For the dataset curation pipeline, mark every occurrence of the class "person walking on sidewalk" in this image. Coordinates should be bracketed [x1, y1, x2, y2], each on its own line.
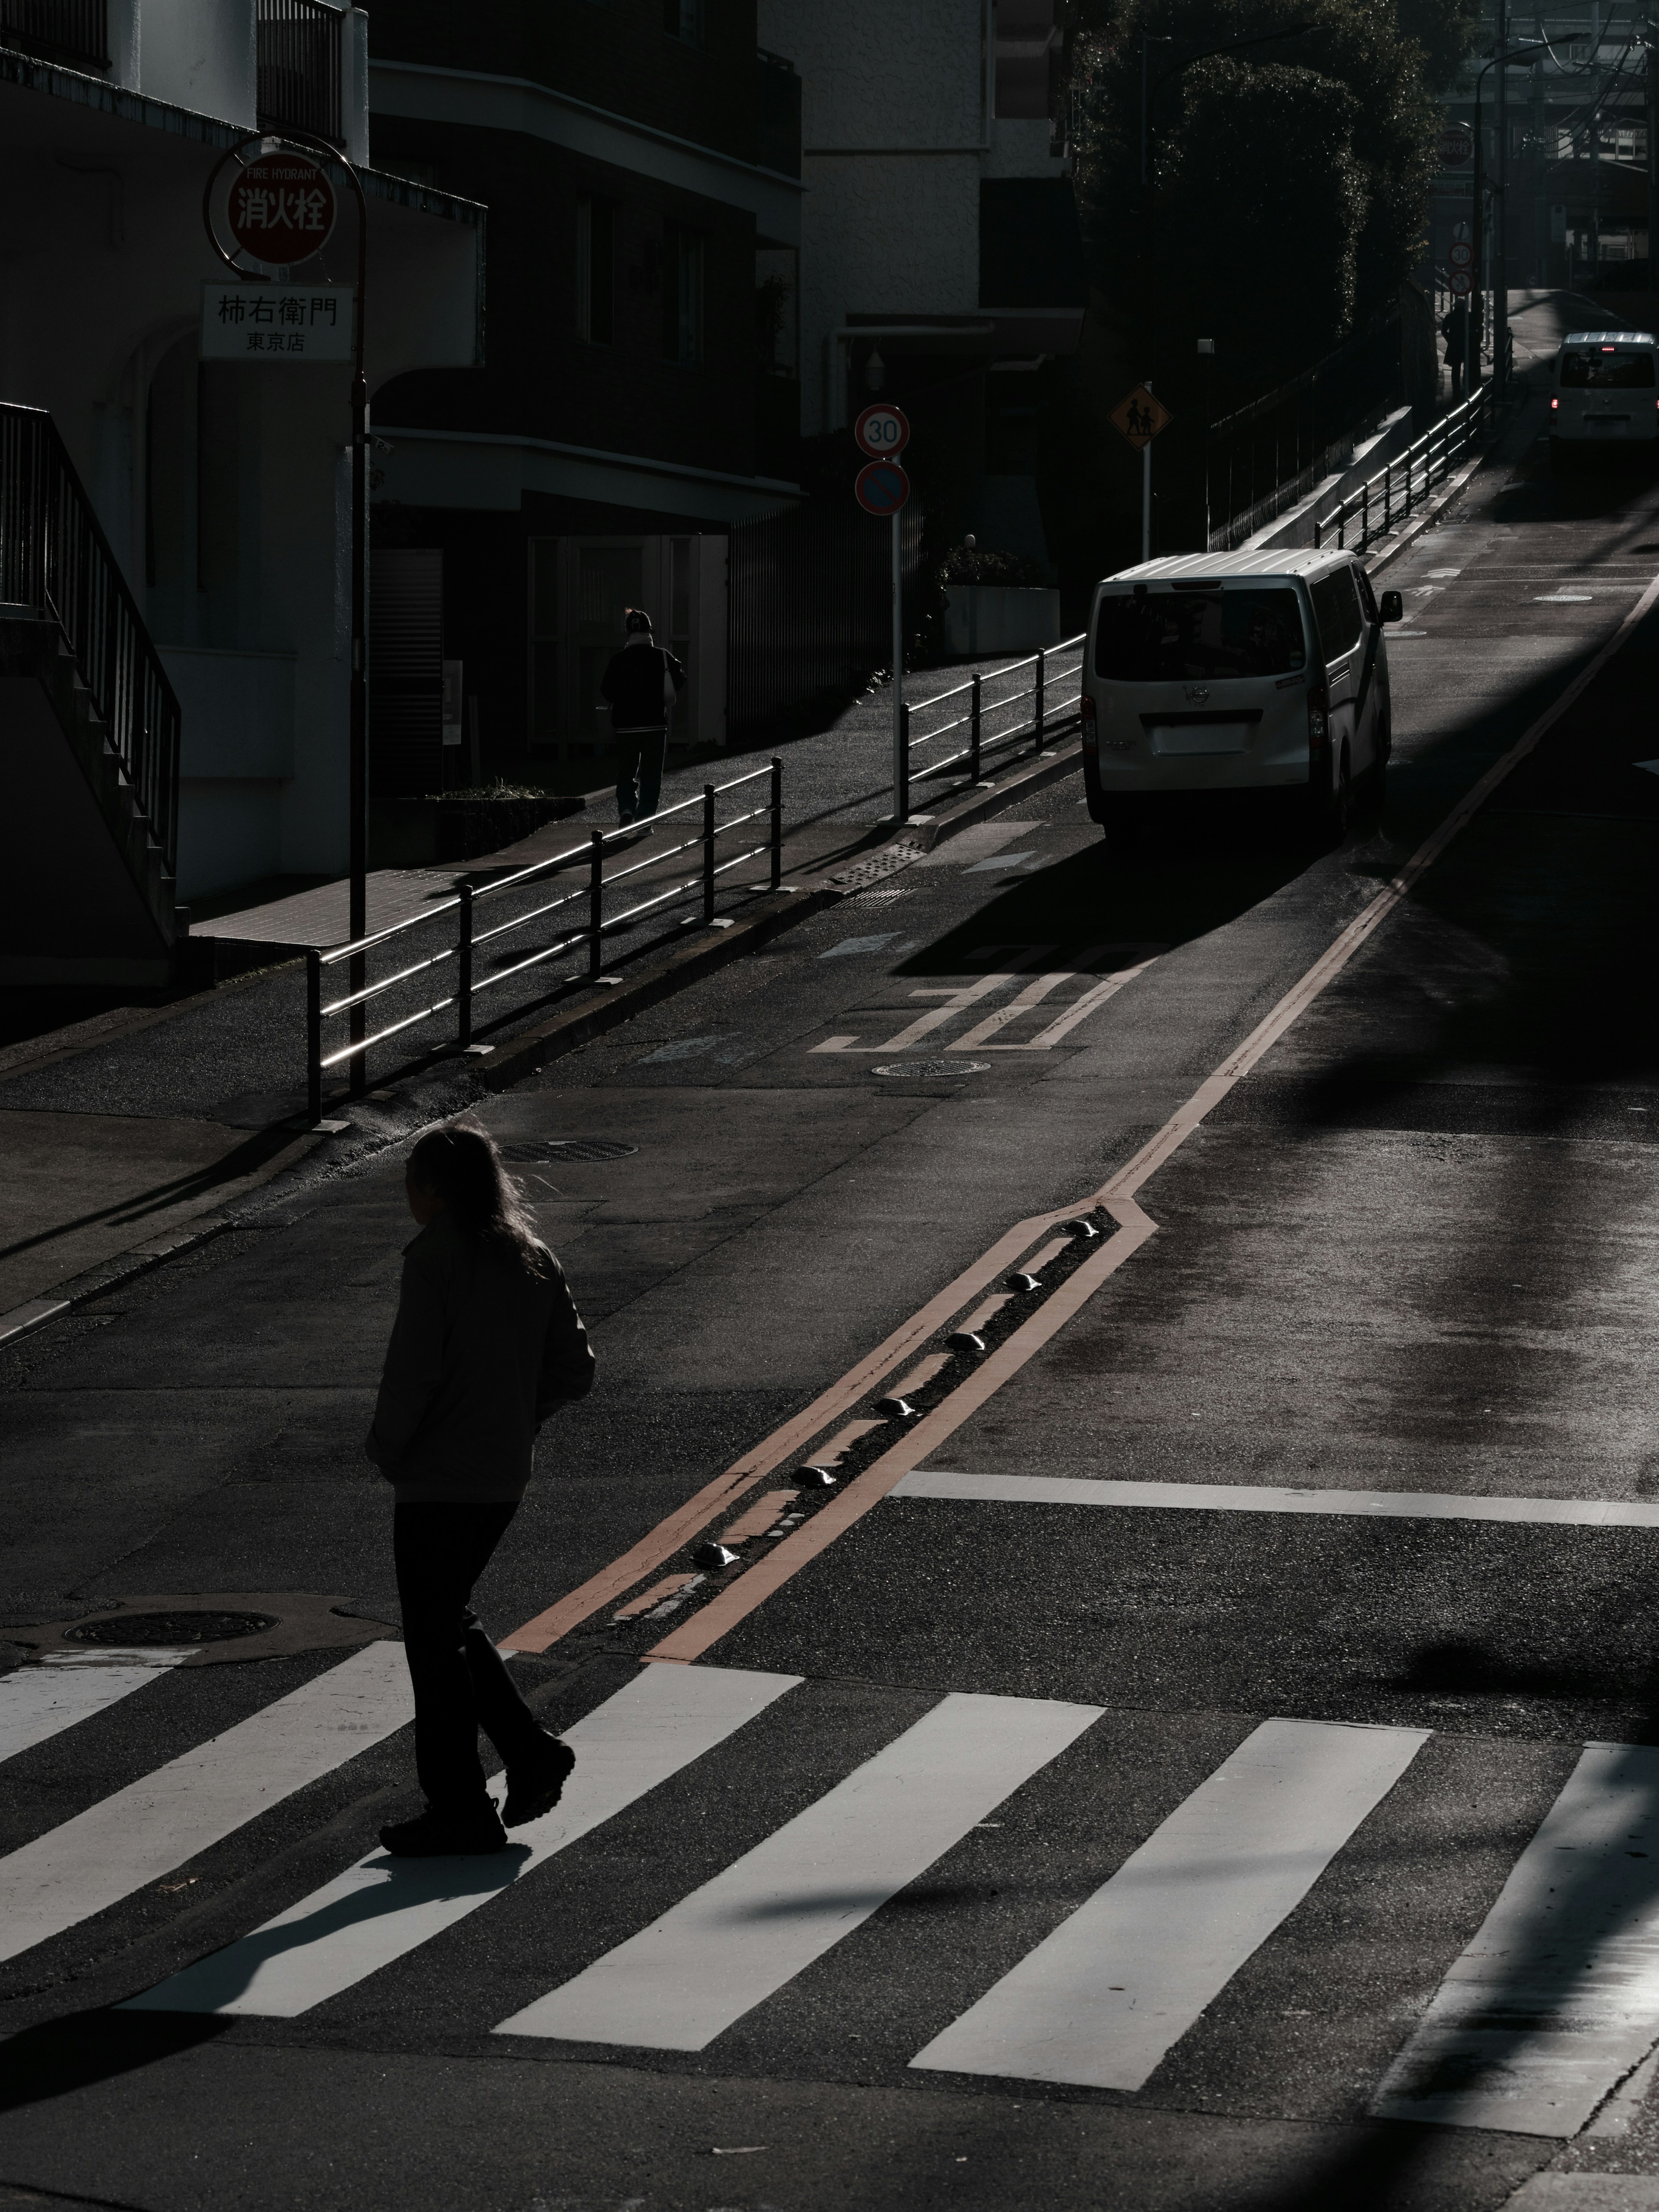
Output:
[600, 606, 685, 827]
[1441, 298, 1468, 403]
[367, 1122, 595, 1856]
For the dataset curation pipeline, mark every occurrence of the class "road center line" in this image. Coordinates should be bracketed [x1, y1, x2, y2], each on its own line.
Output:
[641, 566, 1659, 1667]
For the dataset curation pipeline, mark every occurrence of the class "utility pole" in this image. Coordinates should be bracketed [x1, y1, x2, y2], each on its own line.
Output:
[1648, 19, 1659, 309]
[1495, 0, 1509, 393]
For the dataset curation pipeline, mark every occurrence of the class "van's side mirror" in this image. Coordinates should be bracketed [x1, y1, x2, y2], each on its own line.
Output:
[1379, 590, 1404, 623]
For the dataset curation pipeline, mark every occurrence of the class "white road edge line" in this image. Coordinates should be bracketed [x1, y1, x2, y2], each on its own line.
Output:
[122, 1664, 800, 2018]
[890, 1471, 1659, 1530]
[911, 1717, 1428, 2092]
[493, 1690, 1102, 2052]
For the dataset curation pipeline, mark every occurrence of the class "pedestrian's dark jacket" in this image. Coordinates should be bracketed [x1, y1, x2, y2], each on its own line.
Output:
[600, 634, 686, 734]
[365, 1211, 594, 1505]
[1441, 309, 1467, 364]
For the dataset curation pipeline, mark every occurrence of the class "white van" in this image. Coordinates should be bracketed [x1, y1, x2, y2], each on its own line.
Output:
[1081, 548, 1403, 846]
[1550, 330, 1659, 454]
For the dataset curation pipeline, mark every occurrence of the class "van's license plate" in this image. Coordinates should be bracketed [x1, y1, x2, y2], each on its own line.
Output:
[1149, 723, 1251, 756]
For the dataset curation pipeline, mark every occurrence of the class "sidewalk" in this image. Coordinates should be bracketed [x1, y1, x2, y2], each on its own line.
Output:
[0, 647, 1083, 1334]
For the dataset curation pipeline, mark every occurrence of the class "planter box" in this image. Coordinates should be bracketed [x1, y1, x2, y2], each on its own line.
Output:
[369, 794, 584, 868]
[943, 585, 1063, 658]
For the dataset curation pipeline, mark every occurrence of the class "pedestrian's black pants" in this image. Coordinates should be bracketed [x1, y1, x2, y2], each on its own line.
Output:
[392, 1501, 543, 1815]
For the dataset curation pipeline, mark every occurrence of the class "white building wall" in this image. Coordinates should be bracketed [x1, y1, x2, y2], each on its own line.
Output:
[134, 2, 256, 126]
[758, 0, 1066, 433]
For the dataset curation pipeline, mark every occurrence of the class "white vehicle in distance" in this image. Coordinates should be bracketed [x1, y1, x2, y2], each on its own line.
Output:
[1550, 331, 1659, 458]
[1081, 548, 1403, 849]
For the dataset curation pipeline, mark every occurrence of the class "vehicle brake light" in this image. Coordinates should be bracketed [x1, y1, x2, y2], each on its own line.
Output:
[1081, 693, 1097, 751]
[1551, 395, 1559, 410]
[1308, 683, 1329, 747]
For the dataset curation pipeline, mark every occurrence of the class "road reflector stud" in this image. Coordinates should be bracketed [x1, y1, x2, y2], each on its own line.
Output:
[874, 1396, 919, 1421]
[1006, 1273, 1042, 1293]
[1063, 1218, 1101, 1241]
[691, 1542, 741, 1570]
[795, 1467, 839, 1488]
[949, 1331, 988, 1356]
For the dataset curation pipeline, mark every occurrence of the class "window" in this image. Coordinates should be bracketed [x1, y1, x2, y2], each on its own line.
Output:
[1559, 347, 1656, 388]
[1094, 589, 1307, 682]
[575, 197, 614, 346]
[662, 0, 703, 42]
[662, 223, 704, 366]
[1309, 569, 1363, 658]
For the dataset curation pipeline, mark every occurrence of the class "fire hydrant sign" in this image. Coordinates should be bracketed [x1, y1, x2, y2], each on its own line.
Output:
[200, 283, 356, 360]
[227, 152, 337, 265]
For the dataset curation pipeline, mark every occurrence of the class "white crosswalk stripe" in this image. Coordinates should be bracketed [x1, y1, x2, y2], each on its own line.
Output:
[0, 1647, 194, 1763]
[18, 1647, 1659, 2139]
[122, 1663, 798, 2017]
[493, 1690, 1103, 2051]
[910, 1718, 1428, 2090]
[1372, 1742, 1659, 2138]
[0, 1640, 413, 1966]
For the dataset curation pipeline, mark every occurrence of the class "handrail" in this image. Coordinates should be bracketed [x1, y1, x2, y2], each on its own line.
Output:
[0, 401, 181, 875]
[893, 634, 1086, 809]
[1314, 381, 1493, 554]
[306, 756, 784, 1119]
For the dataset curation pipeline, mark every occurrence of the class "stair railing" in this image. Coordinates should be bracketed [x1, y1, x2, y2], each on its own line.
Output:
[0, 402, 181, 876]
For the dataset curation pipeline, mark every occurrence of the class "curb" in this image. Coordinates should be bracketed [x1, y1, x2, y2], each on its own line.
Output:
[907, 732, 1084, 850]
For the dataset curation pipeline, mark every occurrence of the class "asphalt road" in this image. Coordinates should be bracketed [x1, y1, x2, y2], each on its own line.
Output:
[6, 394, 1659, 2212]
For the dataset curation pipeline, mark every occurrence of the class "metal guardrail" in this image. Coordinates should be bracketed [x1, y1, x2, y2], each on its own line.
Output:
[257, 0, 343, 145]
[1313, 381, 1493, 556]
[897, 635, 1087, 815]
[306, 759, 782, 1120]
[0, 401, 181, 873]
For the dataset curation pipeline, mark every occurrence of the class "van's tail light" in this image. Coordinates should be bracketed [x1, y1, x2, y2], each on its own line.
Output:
[1308, 683, 1329, 749]
[1081, 693, 1097, 753]
[1551, 396, 1559, 411]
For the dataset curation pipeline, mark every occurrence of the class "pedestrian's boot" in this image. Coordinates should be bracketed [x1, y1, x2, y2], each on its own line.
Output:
[503, 1734, 577, 1827]
[380, 1804, 510, 1856]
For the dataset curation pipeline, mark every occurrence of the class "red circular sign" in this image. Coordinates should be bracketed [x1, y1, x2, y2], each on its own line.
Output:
[855, 460, 910, 516]
[1448, 269, 1473, 297]
[854, 404, 911, 459]
[227, 153, 337, 265]
[1448, 240, 1474, 270]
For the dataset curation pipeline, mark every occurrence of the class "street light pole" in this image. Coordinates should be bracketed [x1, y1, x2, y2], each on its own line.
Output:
[1471, 42, 1548, 390]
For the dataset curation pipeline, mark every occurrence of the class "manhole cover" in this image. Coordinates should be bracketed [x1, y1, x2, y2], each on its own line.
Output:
[872, 1059, 990, 1078]
[500, 1140, 640, 1164]
[66, 1610, 277, 1646]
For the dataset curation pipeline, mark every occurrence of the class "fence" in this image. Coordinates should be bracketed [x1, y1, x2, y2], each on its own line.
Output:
[307, 760, 782, 1118]
[726, 494, 924, 750]
[0, 0, 105, 64]
[1314, 380, 1491, 555]
[0, 402, 180, 874]
[1207, 315, 1403, 551]
[896, 635, 1086, 817]
[256, 0, 343, 144]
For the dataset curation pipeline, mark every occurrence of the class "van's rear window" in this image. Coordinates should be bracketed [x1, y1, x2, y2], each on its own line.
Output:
[1094, 588, 1306, 682]
[1560, 350, 1656, 388]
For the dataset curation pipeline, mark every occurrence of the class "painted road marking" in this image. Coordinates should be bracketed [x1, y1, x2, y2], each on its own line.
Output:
[611, 1573, 702, 1621]
[912, 1719, 1427, 2091]
[645, 565, 1659, 1665]
[493, 1691, 1101, 2052]
[0, 1648, 194, 1765]
[1019, 962, 1157, 1049]
[809, 949, 1058, 1056]
[1373, 1743, 1659, 2137]
[890, 1353, 950, 1398]
[0, 1642, 413, 1967]
[514, 564, 1659, 1660]
[818, 934, 900, 959]
[888, 1470, 1659, 1529]
[720, 1490, 800, 1542]
[122, 1665, 799, 2018]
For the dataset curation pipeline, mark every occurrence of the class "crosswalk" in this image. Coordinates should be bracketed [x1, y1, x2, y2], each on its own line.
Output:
[6, 1644, 1659, 2138]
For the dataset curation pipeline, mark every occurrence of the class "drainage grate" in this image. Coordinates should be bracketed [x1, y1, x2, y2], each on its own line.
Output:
[501, 1140, 640, 1164]
[873, 1059, 990, 1078]
[66, 1610, 277, 1646]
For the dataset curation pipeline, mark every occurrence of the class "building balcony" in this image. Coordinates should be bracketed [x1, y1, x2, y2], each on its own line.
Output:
[257, 0, 343, 147]
[0, 0, 108, 71]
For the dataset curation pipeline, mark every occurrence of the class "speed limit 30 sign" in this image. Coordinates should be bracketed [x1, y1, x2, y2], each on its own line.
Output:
[854, 404, 910, 459]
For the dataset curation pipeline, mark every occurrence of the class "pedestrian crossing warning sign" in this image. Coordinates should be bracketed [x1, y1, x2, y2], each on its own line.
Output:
[1111, 385, 1173, 448]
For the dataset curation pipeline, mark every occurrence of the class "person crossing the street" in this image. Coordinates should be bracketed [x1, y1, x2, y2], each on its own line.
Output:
[367, 1121, 595, 1856]
[600, 605, 686, 828]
